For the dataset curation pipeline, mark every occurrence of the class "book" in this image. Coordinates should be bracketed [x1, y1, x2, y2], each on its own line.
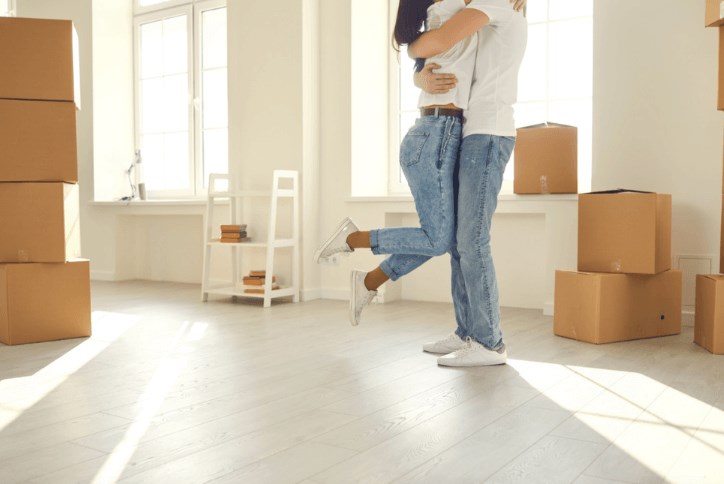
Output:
[249, 270, 266, 277]
[220, 224, 247, 232]
[244, 285, 280, 294]
[220, 232, 247, 239]
[243, 276, 276, 285]
[219, 237, 250, 243]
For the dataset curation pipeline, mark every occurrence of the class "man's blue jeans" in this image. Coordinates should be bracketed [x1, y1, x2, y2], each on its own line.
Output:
[371, 115, 462, 280]
[451, 134, 515, 350]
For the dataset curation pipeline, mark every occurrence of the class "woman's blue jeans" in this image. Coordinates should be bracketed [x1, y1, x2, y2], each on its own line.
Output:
[371, 115, 462, 280]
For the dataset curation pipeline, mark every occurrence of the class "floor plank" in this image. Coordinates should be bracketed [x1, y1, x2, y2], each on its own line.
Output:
[0, 280, 721, 483]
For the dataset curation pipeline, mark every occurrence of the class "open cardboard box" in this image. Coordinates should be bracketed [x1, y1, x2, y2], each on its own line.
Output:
[514, 122, 577, 194]
[578, 189, 671, 274]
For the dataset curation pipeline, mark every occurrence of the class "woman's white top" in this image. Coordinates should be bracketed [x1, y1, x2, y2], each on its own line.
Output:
[463, 0, 527, 137]
[417, 0, 477, 110]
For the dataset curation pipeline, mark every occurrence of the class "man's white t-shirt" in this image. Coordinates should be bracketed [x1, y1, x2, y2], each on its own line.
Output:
[463, 0, 527, 137]
[417, 0, 477, 110]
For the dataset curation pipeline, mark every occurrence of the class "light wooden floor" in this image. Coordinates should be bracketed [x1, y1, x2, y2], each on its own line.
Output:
[1, 281, 723, 484]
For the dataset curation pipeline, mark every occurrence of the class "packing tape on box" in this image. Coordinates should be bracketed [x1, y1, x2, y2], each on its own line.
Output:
[17, 250, 29, 263]
[539, 175, 550, 194]
[610, 260, 622, 273]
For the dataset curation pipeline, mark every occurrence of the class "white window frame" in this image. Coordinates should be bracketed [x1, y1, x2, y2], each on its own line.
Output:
[134, 0, 190, 16]
[388, 0, 412, 195]
[193, 0, 227, 195]
[133, 0, 227, 199]
[1, 0, 16, 16]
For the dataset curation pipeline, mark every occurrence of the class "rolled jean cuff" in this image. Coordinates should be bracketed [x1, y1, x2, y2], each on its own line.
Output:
[369, 229, 382, 255]
[379, 260, 401, 281]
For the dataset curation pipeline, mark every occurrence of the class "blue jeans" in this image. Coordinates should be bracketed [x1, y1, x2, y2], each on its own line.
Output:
[371, 115, 462, 280]
[451, 134, 515, 350]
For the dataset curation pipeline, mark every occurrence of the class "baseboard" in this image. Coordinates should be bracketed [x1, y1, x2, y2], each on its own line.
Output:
[681, 307, 694, 327]
[90, 270, 119, 281]
[301, 288, 322, 301]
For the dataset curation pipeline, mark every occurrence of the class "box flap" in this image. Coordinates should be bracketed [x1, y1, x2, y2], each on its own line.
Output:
[518, 122, 576, 130]
[585, 188, 654, 195]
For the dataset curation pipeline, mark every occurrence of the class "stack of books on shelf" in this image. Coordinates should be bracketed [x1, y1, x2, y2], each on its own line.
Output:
[219, 224, 248, 243]
[243, 270, 279, 294]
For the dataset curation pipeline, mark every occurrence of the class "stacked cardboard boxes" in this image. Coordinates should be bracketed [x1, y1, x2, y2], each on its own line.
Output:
[554, 190, 682, 344]
[0, 17, 91, 346]
[695, 4, 724, 354]
[514, 123, 578, 194]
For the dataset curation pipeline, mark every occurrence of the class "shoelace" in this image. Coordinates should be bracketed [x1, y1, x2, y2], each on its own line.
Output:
[453, 337, 476, 355]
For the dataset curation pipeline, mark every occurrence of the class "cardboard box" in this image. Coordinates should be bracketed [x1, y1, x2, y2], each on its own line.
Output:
[0, 99, 78, 183]
[554, 270, 682, 344]
[514, 123, 577, 194]
[0, 260, 91, 346]
[706, 0, 724, 27]
[0, 17, 80, 108]
[695, 274, 724, 354]
[719, 28, 724, 110]
[578, 190, 672, 274]
[0, 182, 81, 263]
[721, 195, 724, 273]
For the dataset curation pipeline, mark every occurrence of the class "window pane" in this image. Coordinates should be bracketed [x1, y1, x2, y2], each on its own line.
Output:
[549, 18, 593, 99]
[140, 21, 163, 79]
[0, 0, 10, 15]
[163, 73, 189, 132]
[163, 15, 187, 75]
[398, 46, 419, 111]
[202, 7, 227, 70]
[141, 78, 164, 133]
[203, 68, 228, 129]
[163, 132, 190, 190]
[549, 0, 593, 21]
[517, 23, 547, 103]
[203, 128, 228, 185]
[141, 134, 164, 190]
[526, 0, 548, 24]
[514, 101, 548, 127]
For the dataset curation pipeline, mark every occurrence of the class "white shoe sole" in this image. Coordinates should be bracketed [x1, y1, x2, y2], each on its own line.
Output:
[314, 217, 353, 263]
[437, 352, 507, 367]
[349, 270, 359, 326]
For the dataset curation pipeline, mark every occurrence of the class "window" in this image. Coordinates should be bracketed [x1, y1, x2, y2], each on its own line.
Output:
[392, 0, 593, 194]
[134, 0, 227, 198]
[0, 0, 15, 16]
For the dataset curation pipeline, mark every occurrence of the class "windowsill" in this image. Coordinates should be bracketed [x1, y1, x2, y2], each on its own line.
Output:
[90, 199, 211, 206]
[346, 193, 579, 203]
[89, 198, 228, 216]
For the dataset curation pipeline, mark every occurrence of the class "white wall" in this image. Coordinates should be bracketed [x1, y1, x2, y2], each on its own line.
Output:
[17, 0, 722, 309]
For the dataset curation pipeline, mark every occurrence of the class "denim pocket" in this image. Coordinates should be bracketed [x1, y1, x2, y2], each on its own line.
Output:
[400, 131, 430, 167]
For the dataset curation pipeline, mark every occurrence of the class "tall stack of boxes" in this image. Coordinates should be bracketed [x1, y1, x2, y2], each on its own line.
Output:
[554, 190, 682, 344]
[0, 17, 91, 346]
[694, 2, 724, 354]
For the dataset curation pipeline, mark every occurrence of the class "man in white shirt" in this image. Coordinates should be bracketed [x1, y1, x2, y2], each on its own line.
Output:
[409, 0, 527, 367]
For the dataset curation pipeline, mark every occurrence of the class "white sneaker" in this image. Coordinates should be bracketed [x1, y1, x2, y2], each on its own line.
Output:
[437, 337, 507, 367]
[423, 333, 466, 354]
[349, 270, 376, 326]
[314, 217, 359, 263]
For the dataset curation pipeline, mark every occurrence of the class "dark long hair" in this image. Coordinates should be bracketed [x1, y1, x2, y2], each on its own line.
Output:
[393, 0, 433, 72]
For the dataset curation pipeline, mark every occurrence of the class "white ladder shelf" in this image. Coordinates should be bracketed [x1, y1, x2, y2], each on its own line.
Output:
[201, 171, 300, 307]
